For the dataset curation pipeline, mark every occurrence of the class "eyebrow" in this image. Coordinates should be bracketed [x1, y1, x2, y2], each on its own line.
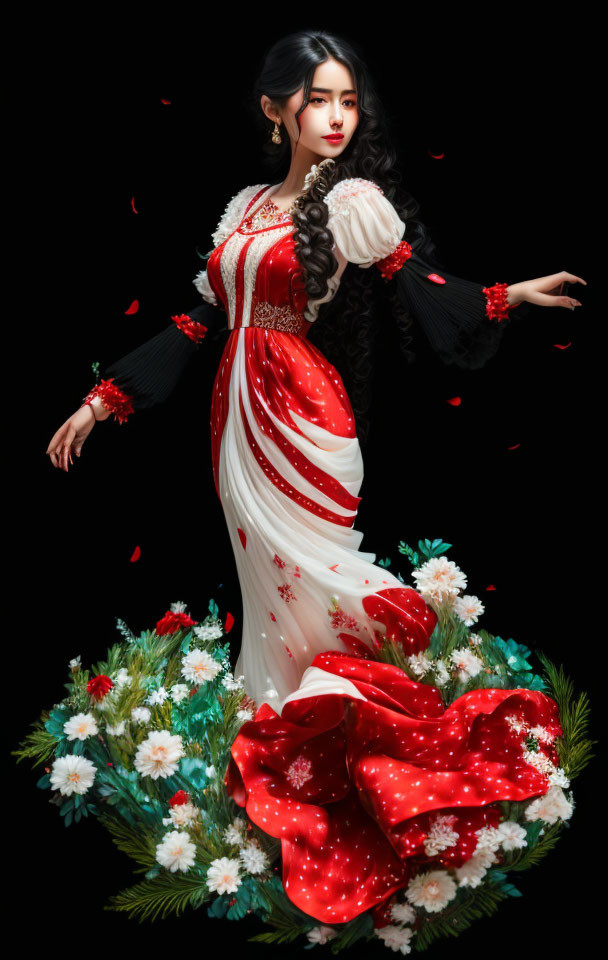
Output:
[309, 87, 357, 95]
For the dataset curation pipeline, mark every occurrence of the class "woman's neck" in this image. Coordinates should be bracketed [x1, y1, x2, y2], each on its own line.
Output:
[271, 151, 326, 210]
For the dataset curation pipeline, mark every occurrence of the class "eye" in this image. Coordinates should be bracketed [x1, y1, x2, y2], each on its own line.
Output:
[343, 100, 357, 108]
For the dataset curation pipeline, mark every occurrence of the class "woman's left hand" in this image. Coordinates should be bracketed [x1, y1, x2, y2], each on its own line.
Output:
[507, 271, 587, 310]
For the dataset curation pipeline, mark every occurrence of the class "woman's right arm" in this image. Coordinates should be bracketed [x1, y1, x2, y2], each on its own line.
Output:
[46, 183, 263, 471]
[46, 299, 222, 470]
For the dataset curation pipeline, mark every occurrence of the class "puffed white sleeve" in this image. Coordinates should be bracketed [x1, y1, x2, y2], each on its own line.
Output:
[324, 178, 406, 266]
[325, 177, 530, 370]
[191, 183, 268, 307]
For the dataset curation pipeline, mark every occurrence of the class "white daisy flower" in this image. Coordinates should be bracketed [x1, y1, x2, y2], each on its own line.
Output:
[453, 594, 485, 626]
[412, 557, 467, 603]
[455, 851, 494, 888]
[63, 712, 99, 741]
[405, 869, 458, 913]
[155, 830, 196, 873]
[548, 767, 570, 789]
[206, 857, 242, 895]
[68, 655, 81, 669]
[168, 801, 200, 828]
[193, 622, 224, 642]
[449, 647, 485, 683]
[50, 754, 97, 796]
[105, 721, 126, 736]
[497, 821, 528, 851]
[223, 817, 247, 846]
[375, 924, 414, 953]
[390, 902, 416, 925]
[170, 683, 190, 703]
[237, 708, 254, 723]
[306, 926, 337, 945]
[147, 686, 169, 706]
[424, 813, 459, 857]
[131, 706, 151, 725]
[239, 841, 269, 875]
[408, 652, 431, 678]
[114, 667, 132, 688]
[134, 729, 185, 780]
[433, 659, 450, 686]
[468, 633, 483, 646]
[170, 601, 188, 614]
[222, 672, 245, 691]
[181, 649, 222, 685]
[474, 826, 503, 854]
[524, 785, 574, 825]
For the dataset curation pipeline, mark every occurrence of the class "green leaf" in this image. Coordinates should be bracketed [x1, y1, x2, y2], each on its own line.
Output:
[227, 883, 251, 920]
[105, 873, 210, 922]
[179, 757, 208, 789]
[45, 708, 70, 738]
[36, 773, 51, 790]
[208, 894, 230, 918]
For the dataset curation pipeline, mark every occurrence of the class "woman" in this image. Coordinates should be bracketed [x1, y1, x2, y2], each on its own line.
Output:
[45, 31, 585, 712]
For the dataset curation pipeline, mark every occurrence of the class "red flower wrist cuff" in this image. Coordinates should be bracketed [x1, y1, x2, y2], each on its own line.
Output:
[482, 282, 513, 323]
[375, 240, 413, 280]
[172, 313, 208, 343]
[82, 379, 134, 424]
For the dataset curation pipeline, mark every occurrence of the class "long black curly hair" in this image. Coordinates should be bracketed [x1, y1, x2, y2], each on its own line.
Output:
[245, 29, 447, 450]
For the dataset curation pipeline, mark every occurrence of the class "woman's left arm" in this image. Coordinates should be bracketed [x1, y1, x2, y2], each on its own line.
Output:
[324, 178, 586, 370]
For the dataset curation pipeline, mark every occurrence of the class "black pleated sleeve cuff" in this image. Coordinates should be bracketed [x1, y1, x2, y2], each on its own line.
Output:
[82, 301, 227, 422]
[393, 249, 531, 370]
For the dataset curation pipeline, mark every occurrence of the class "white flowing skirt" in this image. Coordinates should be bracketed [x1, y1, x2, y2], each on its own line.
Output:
[210, 326, 435, 707]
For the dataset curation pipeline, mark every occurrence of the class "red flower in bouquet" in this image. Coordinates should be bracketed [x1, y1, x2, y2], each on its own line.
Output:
[87, 674, 114, 700]
[169, 790, 190, 807]
[155, 611, 198, 635]
[225, 652, 562, 925]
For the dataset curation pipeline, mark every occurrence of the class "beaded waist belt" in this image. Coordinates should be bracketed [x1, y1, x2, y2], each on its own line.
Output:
[232, 301, 312, 337]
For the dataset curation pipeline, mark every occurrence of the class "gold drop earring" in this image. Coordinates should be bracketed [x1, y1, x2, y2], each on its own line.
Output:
[272, 121, 282, 144]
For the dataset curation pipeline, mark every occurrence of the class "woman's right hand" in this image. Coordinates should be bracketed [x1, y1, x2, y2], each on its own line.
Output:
[46, 404, 99, 472]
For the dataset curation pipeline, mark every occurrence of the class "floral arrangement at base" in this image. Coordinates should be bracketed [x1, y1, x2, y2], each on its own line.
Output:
[14, 539, 594, 954]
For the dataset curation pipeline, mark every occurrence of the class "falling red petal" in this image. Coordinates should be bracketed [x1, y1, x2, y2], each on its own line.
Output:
[554, 342, 572, 350]
[225, 611, 235, 633]
[428, 150, 445, 159]
[269, 612, 277, 622]
[485, 585, 497, 591]
[125, 300, 140, 315]
[508, 443, 520, 450]
[160, 98, 171, 105]
[427, 273, 446, 284]
[237, 528, 247, 550]
[447, 397, 462, 406]
[329, 563, 339, 572]
[131, 197, 138, 214]
[130, 545, 141, 563]
[285, 645, 293, 658]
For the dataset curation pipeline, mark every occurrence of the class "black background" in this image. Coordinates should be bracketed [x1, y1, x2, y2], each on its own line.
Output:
[8, 10, 602, 957]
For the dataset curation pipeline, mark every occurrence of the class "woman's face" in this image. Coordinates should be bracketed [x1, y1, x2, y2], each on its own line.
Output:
[264, 57, 359, 160]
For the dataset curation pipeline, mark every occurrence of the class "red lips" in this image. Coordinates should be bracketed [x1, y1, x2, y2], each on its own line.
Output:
[323, 134, 344, 141]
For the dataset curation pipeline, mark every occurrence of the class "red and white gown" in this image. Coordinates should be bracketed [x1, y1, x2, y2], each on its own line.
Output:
[83, 177, 520, 710]
[83, 178, 559, 925]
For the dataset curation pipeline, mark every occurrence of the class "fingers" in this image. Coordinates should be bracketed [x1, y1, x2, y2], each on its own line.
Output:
[529, 292, 582, 309]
